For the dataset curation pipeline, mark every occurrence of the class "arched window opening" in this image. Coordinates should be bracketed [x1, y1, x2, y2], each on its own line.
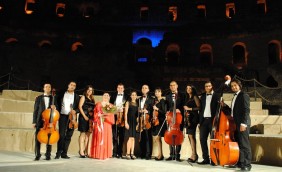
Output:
[56, 3, 66, 18]
[165, 43, 180, 64]
[168, 6, 177, 22]
[268, 40, 281, 65]
[232, 42, 247, 68]
[197, 4, 206, 19]
[226, 3, 235, 19]
[38, 40, 52, 48]
[257, 0, 267, 14]
[135, 38, 152, 63]
[140, 6, 149, 22]
[200, 44, 213, 65]
[71, 42, 84, 52]
[25, 0, 36, 15]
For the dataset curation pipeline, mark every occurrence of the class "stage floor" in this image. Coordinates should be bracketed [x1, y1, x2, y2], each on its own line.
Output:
[0, 150, 280, 172]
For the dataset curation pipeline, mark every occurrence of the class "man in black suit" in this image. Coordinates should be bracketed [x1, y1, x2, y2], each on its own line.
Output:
[198, 81, 221, 165]
[32, 83, 58, 161]
[165, 81, 186, 162]
[138, 84, 154, 160]
[55, 81, 80, 159]
[110, 83, 129, 158]
[223, 79, 252, 171]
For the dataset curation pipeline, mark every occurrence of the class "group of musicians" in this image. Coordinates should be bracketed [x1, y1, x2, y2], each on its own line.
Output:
[32, 77, 252, 171]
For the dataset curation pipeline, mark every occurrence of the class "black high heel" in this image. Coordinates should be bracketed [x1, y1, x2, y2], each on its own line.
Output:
[155, 156, 164, 161]
[79, 151, 86, 158]
[187, 154, 198, 163]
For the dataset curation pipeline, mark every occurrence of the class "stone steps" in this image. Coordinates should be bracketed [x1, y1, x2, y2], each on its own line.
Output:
[1, 90, 42, 101]
[0, 98, 34, 112]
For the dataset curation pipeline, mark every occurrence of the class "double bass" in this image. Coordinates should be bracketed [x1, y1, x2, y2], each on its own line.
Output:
[210, 97, 239, 166]
[164, 94, 184, 146]
[37, 89, 60, 145]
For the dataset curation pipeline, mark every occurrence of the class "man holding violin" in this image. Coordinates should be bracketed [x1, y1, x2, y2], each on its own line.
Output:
[138, 84, 154, 160]
[32, 83, 58, 161]
[110, 83, 129, 158]
[165, 81, 186, 162]
[55, 81, 80, 159]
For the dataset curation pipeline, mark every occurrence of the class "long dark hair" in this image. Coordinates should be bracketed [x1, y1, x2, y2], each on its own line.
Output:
[83, 85, 95, 103]
[185, 84, 198, 99]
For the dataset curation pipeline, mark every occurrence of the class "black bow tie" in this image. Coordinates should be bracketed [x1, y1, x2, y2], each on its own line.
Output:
[206, 94, 212, 96]
[117, 94, 123, 96]
[44, 95, 51, 97]
[234, 93, 238, 96]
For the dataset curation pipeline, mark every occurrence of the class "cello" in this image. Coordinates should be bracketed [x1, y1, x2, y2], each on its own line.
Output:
[37, 89, 60, 145]
[164, 93, 184, 146]
[210, 96, 239, 166]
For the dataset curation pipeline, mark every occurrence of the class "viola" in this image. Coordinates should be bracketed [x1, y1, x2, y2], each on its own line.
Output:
[37, 89, 60, 145]
[183, 110, 191, 127]
[164, 95, 184, 146]
[210, 97, 239, 166]
[151, 99, 160, 126]
[88, 108, 94, 133]
[68, 104, 78, 129]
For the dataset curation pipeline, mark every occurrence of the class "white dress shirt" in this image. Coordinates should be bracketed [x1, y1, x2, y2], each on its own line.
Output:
[61, 91, 74, 115]
[203, 91, 214, 117]
[43, 94, 50, 110]
[115, 93, 124, 107]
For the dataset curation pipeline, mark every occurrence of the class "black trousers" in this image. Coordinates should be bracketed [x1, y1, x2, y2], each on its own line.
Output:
[112, 125, 125, 156]
[35, 127, 52, 158]
[140, 129, 152, 158]
[199, 118, 212, 160]
[56, 114, 74, 156]
[235, 125, 252, 167]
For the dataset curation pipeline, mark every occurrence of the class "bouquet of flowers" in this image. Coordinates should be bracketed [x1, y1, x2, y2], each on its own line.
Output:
[102, 103, 117, 114]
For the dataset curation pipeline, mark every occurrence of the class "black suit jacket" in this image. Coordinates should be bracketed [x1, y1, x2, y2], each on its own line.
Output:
[137, 95, 154, 117]
[56, 91, 80, 114]
[32, 94, 58, 128]
[110, 92, 129, 107]
[225, 91, 251, 127]
[165, 92, 186, 115]
[199, 92, 221, 125]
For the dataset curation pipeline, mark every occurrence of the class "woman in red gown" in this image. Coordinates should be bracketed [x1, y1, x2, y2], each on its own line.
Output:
[89, 92, 115, 160]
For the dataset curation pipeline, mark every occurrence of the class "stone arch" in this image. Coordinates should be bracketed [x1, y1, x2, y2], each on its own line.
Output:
[38, 40, 52, 48]
[71, 41, 83, 52]
[5, 37, 19, 44]
[232, 42, 248, 67]
[200, 44, 213, 65]
[165, 43, 180, 64]
[268, 40, 281, 65]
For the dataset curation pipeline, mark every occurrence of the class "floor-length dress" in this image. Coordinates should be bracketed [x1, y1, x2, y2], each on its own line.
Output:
[89, 102, 114, 160]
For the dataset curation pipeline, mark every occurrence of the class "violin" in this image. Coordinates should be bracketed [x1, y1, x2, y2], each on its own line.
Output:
[210, 97, 239, 166]
[68, 104, 78, 129]
[37, 89, 60, 145]
[88, 107, 94, 133]
[136, 104, 151, 133]
[164, 94, 184, 146]
[151, 99, 160, 126]
[116, 106, 125, 127]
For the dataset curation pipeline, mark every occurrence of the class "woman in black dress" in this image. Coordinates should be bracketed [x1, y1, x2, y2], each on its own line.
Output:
[183, 84, 200, 163]
[151, 88, 166, 161]
[124, 91, 138, 160]
[78, 85, 95, 158]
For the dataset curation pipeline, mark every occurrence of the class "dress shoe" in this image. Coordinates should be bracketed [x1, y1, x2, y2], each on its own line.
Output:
[210, 160, 216, 166]
[155, 156, 164, 161]
[175, 157, 182, 162]
[197, 159, 210, 165]
[241, 165, 252, 171]
[131, 155, 137, 160]
[54, 155, 60, 159]
[116, 154, 122, 159]
[145, 156, 151, 160]
[34, 156, 40, 161]
[45, 157, 51, 160]
[165, 156, 175, 161]
[61, 155, 70, 159]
